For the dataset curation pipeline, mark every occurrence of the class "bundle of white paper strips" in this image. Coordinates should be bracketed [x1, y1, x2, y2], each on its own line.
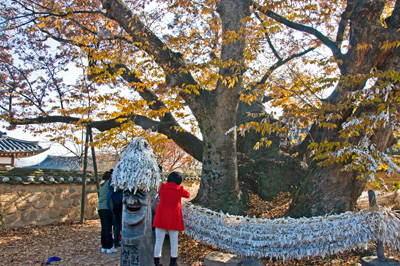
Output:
[183, 203, 400, 260]
[111, 138, 161, 192]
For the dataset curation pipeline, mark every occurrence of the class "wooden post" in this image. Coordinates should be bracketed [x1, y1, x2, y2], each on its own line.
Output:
[88, 127, 100, 194]
[368, 190, 385, 261]
[80, 126, 90, 224]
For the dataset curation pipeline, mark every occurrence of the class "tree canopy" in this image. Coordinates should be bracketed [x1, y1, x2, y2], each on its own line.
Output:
[1, 0, 399, 216]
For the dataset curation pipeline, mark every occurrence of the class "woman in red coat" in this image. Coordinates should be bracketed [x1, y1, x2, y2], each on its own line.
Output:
[153, 172, 190, 266]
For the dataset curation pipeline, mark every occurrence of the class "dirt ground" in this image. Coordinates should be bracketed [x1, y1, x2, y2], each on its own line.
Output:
[0, 220, 120, 266]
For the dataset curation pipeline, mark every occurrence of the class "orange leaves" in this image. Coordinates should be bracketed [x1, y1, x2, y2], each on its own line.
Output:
[149, 135, 201, 172]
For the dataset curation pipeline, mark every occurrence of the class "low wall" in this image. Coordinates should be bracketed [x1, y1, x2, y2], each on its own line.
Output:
[182, 180, 200, 200]
[0, 180, 200, 229]
[0, 183, 98, 229]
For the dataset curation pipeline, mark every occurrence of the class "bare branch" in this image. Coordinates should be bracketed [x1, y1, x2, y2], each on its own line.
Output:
[254, 4, 340, 57]
[9, 112, 203, 161]
[254, 12, 282, 61]
[257, 47, 317, 86]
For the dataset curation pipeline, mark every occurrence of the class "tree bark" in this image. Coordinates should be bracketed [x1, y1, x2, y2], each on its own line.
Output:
[287, 162, 367, 218]
[193, 0, 251, 214]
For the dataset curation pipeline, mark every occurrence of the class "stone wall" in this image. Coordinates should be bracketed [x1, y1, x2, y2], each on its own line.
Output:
[0, 180, 200, 229]
[0, 183, 98, 229]
[182, 180, 200, 200]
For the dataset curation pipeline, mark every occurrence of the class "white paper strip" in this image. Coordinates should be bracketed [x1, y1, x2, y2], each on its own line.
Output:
[183, 203, 400, 260]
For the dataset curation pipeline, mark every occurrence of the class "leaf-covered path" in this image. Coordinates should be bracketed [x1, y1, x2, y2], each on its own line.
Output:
[0, 220, 120, 266]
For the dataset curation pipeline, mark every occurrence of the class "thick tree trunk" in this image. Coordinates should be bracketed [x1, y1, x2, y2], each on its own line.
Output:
[193, 0, 251, 214]
[195, 102, 244, 214]
[236, 100, 305, 201]
[287, 163, 367, 218]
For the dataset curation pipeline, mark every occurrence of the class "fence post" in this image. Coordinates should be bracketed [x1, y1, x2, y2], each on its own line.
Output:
[80, 126, 90, 224]
[368, 190, 385, 261]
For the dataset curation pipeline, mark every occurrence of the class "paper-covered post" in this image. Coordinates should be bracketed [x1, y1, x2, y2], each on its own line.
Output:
[112, 138, 161, 266]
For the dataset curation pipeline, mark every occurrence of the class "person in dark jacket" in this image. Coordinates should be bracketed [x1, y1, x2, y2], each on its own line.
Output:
[98, 171, 118, 253]
[107, 169, 123, 247]
[153, 172, 190, 266]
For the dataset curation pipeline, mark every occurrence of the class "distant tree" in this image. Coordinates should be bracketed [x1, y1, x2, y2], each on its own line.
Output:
[151, 136, 201, 173]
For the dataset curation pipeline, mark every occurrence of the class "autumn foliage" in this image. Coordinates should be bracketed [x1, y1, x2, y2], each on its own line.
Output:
[1, 0, 399, 216]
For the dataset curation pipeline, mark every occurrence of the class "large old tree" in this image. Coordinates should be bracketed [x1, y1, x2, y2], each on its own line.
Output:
[1, 0, 399, 216]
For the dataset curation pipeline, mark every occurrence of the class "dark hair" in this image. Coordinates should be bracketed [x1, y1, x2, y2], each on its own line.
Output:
[102, 171, 112, 181]
[109, 168, 114, 174]
[167, 172, 182, 185]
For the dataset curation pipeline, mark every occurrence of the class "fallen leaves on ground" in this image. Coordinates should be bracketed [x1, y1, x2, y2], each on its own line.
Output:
[0, 220, 119, 266]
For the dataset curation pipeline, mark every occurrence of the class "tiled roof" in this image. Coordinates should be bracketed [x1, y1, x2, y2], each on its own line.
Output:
[0, 167, 96, 184]
[1, 175, 200, 184]
[27, 155, 80, 170]
[27, 154, 120, 171]
[0, 132, 49, 156]
[1, 175, 94, 184]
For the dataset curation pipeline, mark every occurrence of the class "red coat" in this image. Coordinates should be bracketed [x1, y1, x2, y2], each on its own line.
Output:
[153, 182, 190, 231]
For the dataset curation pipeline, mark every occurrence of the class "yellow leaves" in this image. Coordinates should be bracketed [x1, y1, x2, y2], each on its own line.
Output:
[356, 43, 373, 52]
[253, 138, 272, 150]
[240, 92, 258, 104]
[317, 122, 337, 130]
[308, 141, 349, 168]
[380, 41, 400, 52]
[173, 126, 187, 133]
[221, 76, 239, 88]
[308, 141, 342, 154]
[222, 30, 244, 45]
[394, 181, 400, 191]
[182, 84, 201, 95]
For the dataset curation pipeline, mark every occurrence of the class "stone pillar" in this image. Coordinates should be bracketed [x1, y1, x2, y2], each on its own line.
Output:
[120, 189, 153, 266]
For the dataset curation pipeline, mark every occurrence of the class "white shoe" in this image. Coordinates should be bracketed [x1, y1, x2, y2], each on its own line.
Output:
[106, 247, 118, 253]
[101, 248, 107, 253]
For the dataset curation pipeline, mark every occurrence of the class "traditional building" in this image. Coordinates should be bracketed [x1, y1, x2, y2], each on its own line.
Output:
[0, 132, 49, 167]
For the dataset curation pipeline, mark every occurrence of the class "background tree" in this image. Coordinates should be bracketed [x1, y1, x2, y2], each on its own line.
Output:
[1, 0, 399, 216]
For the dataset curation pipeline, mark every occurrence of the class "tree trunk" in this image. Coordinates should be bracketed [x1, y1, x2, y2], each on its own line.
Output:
[287, 162, 367, 218]
[236, 100, 305, 201]
[195, 106, 244, 214]
[193, 0, 251, 214]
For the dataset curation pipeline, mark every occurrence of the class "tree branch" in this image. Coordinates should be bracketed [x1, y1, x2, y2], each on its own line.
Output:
[101, 0, 202, 109]
[254, 4, 340, 57]
[257, 46, 316, 86]
[106, 63, 203, 160]
[335, 0, 355, 48]
[254, 12, 282, 61]
[10, 113, 203, 161]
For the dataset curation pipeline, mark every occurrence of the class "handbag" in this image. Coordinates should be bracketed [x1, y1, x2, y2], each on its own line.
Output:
[151, 195, 160, 211]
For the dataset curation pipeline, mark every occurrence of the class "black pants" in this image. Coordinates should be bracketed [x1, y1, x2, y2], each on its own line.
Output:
[98, 209, 114, 249]
[113, 206, 122, 246]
